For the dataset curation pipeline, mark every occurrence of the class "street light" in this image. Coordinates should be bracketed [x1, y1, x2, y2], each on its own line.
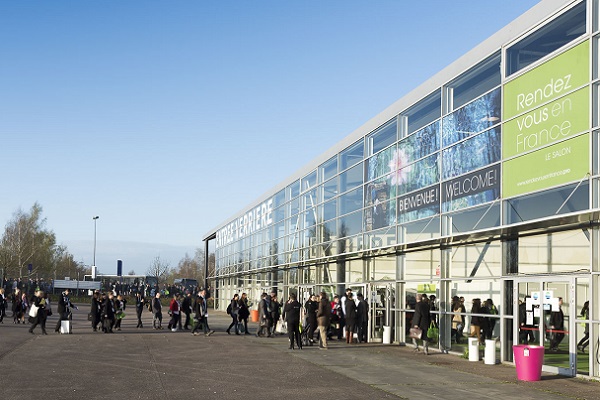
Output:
[93, 216, 100, 270]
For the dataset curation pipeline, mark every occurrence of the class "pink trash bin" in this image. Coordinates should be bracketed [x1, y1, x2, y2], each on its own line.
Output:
[513, 345, 544, 381]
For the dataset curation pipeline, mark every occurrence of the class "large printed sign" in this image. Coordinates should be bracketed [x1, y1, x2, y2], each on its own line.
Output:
[503, 133, 589, 198]
[503, 86, 589, 158]
[503, 40, 590, 197]
[216, 198, 274, 248]
[442, 164, 500, 212]
[503, 40, 589, 120]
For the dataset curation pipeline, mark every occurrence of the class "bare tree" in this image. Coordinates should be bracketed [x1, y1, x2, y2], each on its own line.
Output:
[146, 255, 171, 284]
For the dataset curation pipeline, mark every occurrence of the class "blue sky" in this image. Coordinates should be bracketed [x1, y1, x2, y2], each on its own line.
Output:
[0, 1, 540, 275]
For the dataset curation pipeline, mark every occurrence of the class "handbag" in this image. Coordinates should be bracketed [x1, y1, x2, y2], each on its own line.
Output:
[276, 318, 287, 334]
[427, 322, 439, 340]
[29, 304, 39, 318]
[409, 326, 422, 340]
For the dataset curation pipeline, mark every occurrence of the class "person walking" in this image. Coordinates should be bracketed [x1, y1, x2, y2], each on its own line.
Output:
[28, 290, 48, 335]
[181, 291, 193, 330]
[114, 294, 126, 331]
[168, 294, 181, 332]
[238, 293, 250, 335]
[0, 288, 6, 323]
[135, 292, 144, 328]
[152, 292, 163, 330]
[283, 293, 302, 350]
[549, 297, 565, 352]
[316, 292, 331, 350]
[11, 288, 22, 324]
[344, 292, 357, 344]
[356, 293, 369, 343]
[55, 289, 77, 333]
[304, 294, 318, 344]
[102, 292, 116, 333]
[577, 301, 589, 353]
[270, 293, 280, 336]
[470, 298, 483, 345]
[412, 294, 431, 354]
[192, 294, 209, 336]
[226, 294, 240, 335]
[256, 293, 271, 337]
[91, 291, 102, 332]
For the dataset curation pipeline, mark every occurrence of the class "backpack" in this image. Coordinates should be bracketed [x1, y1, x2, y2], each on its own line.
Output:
[226, 303, 232, 315]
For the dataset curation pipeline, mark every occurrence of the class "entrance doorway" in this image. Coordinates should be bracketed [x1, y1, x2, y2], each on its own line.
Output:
[514, 276, 587, 376]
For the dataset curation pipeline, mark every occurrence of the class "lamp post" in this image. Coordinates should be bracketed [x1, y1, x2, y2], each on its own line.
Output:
[93, 216, 100, 268]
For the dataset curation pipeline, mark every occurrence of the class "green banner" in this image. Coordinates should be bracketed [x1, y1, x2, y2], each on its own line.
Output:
[503, 87, 589, 158]
[503, 133, 589, 198]
[504, 40, 589, 119]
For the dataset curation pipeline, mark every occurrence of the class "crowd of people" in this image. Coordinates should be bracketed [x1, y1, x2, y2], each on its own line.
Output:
[225, 288, 370, 350]
[0, 280, 512, 355]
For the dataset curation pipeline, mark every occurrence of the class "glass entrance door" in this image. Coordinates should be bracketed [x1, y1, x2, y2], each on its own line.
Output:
[515, 277, 576, 376]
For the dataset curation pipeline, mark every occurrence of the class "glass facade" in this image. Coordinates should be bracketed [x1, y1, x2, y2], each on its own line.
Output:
[207, 0, 600, 379]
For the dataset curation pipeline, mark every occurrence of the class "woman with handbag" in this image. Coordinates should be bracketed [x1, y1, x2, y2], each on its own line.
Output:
[411, 294, 431, 355]
[28, 290, 48, 335]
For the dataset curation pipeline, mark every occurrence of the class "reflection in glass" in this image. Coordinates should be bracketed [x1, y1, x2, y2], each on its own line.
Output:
[442, 87, 501, 148]
[442, 128, 501, 180]
[396, 154, 440, 197]
[505, 182, 589, 224]
[398, 121, 440, 166]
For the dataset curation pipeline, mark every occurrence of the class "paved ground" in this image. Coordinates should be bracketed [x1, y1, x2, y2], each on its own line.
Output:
[1, 305, 599, 399]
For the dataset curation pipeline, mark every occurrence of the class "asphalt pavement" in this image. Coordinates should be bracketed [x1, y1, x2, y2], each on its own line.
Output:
[0, 304, 599, 399]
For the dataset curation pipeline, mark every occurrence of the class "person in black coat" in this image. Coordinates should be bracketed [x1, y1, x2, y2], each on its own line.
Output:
[102, 292, 116, 333]
[28, 290, 48, 335]
[181, 291, 193, 330]
[411, 294, 431, 354]
[344, 293, 357, 344]
[54, 289, 77, 333]
[283, 293, 302, 350]
[90, 291, 102, 332]
[304, 294, 318, 344]
[238, 293, 250, 334]
[135, 292, 145, 328]
[356, 293, 369, 343]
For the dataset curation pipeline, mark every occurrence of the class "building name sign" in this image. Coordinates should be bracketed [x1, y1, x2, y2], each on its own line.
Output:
[216, 198, 273, 248]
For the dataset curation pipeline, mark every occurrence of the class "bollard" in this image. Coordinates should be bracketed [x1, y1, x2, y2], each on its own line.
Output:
[468, 337, 480, 362]
[383, 326, 391, 344]
[485, 339, 496, 365]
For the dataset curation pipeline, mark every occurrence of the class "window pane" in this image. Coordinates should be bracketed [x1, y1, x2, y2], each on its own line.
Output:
[403, 91, 441, 134]
[323, 199, 337, 221]
[442, 87, 501, 148]
[447, 52, 501, 110]
[338, 211, 363, 238]
[442, 127, 501, 180]
[339, 187, 363, 216]
[340, 140, 364, 170]
[323, 177, 338, 201]
[448, 203, 501, 234]
[301, 170, 317, 191]
[369, 119, 397, 155]
[367, 145, 396, 182]
[506, 2, 586, 76]
[505, 181, 589, 224]
[339, 162, 363, 193]
[321, 156, 338, 182]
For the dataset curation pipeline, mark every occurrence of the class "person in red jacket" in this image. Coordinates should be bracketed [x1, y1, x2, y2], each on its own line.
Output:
[167, 293, 181, 332]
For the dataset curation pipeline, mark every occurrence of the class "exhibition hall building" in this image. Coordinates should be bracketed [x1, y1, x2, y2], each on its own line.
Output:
[204, 0, 600, 377]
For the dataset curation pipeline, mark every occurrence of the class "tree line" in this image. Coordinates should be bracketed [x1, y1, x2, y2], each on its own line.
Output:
[0, 203, 215, 285]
